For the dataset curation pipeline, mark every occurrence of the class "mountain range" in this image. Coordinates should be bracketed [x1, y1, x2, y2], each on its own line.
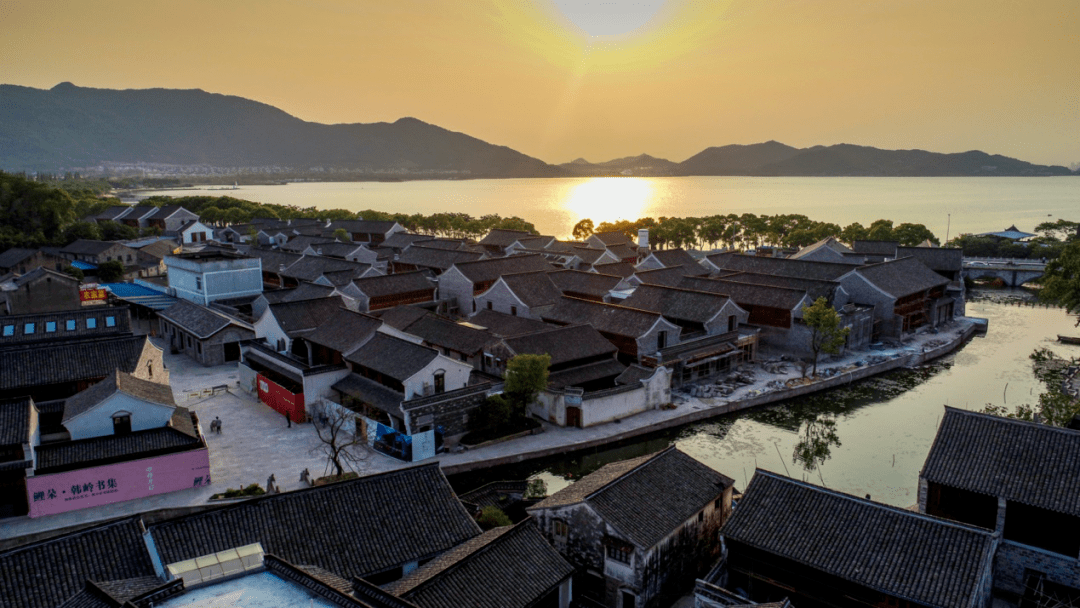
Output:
[0, 83, 1074, 177]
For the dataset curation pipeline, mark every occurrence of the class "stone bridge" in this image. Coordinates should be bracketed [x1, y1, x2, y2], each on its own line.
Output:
[963, 257, 1047, 287]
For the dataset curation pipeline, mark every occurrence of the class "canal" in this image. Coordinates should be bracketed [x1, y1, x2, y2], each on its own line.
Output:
[449, 294, 1080, 508]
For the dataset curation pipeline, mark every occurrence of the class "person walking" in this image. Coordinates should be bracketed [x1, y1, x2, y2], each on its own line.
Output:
[285, 411, 291, 428]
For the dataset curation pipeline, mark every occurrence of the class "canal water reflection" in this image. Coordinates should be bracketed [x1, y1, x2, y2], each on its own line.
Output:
[449, 297, 1080, 507]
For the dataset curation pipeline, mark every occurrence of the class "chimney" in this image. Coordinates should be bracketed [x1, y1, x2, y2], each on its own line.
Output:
[638, 229, 649, 250]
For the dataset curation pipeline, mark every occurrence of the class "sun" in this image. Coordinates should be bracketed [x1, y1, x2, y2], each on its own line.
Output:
[550, 0, 668, 38]
[563, 177, 654, 229]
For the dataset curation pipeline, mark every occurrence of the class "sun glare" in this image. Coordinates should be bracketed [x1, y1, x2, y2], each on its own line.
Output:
[563, 177, 654, 228]
[551, 0, 668, 38]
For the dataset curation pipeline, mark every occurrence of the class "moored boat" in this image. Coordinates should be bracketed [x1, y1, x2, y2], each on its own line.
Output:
[1058, 335, 1080, 345]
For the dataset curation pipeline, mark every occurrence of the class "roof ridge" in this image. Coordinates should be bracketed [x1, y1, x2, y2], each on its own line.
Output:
[944, 405, 1080, 437]
[703, 278, 808, 295]
[561, 295, 660, 316]
[586, 446, 678, 501]
[752, 469, 997, 536]
[401, 523, 521, 595]
[0, 515, 144, 556]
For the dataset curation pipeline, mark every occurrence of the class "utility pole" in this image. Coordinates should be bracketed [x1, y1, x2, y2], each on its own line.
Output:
[945, 213, 951, 244]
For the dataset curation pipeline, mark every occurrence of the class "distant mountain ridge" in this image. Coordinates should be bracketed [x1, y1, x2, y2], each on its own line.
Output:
[0, 83, 1072, 177]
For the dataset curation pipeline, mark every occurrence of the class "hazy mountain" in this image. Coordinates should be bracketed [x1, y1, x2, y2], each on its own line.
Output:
[0, 83, 565, 178]
[558, 153, 679, 176]
[675, 141, 1072, 176]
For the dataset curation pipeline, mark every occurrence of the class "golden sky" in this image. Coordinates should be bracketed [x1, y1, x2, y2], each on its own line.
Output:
[2, 0, 1077, 166]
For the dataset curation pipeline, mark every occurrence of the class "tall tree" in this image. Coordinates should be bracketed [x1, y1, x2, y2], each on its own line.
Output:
[309, 401, 369, 477]
[802, 297, 851, 377]
[572, 218, 595, 240]
[1040, 240, 1080, 323]
[504, 353, 551, 416]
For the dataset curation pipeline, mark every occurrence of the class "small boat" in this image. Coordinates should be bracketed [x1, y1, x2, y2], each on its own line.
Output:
[1058, 335, 1080, 345]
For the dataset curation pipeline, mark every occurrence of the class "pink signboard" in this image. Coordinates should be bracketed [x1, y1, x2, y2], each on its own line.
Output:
[26, 448, 211, 518]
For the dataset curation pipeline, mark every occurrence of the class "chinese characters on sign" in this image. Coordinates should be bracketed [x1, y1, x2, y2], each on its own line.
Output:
[79, 286, 108, 305]
[32, 477, 119, 502]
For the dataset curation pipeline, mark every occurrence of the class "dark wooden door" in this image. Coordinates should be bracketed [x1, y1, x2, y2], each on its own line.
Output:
[566, 406, 581, 428]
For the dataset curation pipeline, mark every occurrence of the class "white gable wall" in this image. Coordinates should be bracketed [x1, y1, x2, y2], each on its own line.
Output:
[402, 355, 472, 403]
[65, 392, 176, 441]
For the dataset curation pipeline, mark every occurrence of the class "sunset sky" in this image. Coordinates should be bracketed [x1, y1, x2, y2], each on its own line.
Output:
[2, 0, 1077, 166]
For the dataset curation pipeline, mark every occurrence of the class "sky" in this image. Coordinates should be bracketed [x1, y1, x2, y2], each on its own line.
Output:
[1, 0, 1078, 167]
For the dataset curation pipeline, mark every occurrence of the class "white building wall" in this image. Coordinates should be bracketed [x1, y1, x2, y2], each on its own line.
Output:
[402, 355, 472, 400]
[65, 393, 175, 441]
[253, 313, 289, 352]
[437, 267, 476, 316]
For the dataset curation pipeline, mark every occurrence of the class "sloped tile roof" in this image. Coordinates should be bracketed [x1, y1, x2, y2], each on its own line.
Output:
[679, 277, 808, 311]
[148, 464, 481, 579]
[61, 240, 121, 256]
[547, 359, 627, 389]
[503, 325, 618, 367]
[648, 248, 703, 270]
[592, 261, 636, 278]
[95, 206, 134, 221]
[621, 284, 733, 325]
[159, 299, 238, 339]
[386, 520, 574, 608]
[922, 407, 1080, 517]
[302, 308, 381, 355]
[465, 310, 553, 337]
[478, 229, 533, 248]
[62, 369, 176, 424]
[0, 335, 152, 391]
[547, 270, 622, 299]
[383, 233, 436, 250]
[723, 470, 996, 608]
[852, 240, 900, 256]
[0, 307, 132, 347]
[542, 296, 666, 338]
[245, 247, 305, 273]
[345, 333, 439, 382]
[495, 271, 562, 309]
[37, 418, 200, 471]
[267, 297, 344, 337]
[376, 305, 433, 331]
[855, 257, 949, 299]
[585, 447, 733, 548]
[402, 314, 495, 355]
[0, 517, 157, 608]
[353, 271, 435, 299]
[396, 247, 483, 271]
[328, 219, 402, 234]
[591, 231, 633, 246]
[0, 247, 38, 269]
[281, 256, 370, 282]
[280, 235, 337, 253]
[450, 254, 554, 283]
[634, 266, 695, 288]
[897, 247, 963, 273]
[310, 242, 367, 259]
[706, 253, 855, 281]
[606, 243, 638, 260]
[0, 397, 33, 446]
[331, 373, 404, 417]
[530, 453, 656, 510]
[718, 272, 841, 302]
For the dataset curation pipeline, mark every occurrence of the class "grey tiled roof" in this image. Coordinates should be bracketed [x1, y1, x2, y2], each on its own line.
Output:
[37, 418, 200, 471]
[245, 247, 305, 272]
[622, 284, 734, 324]
[62, 369, 175, 424]
[309, 242, 366, 259]
[542, 297, 666, 338]
[503, 325, 618, 367]
[680, 277, 809, 311]
[61, 239, 120, 256]
[267, 297, 345, 337]
[615, 364, 657, 386]
[376, 305, 433, 331]
[547, 269, 622, 299]
[718, 272, 841, 302]
[495, 271, 562, 308]
[346, 333, 439, 382]
[402, 314, 495, 355]
[0, 335, 151, 391]
[281, 255, 369, 282]
[723, 470, 996, 608]
[897, 247, 963, 273]
[852, 240, 900, 256]
[95, 206, 134, 221]
[707, 254, 855, 281]
[450, 255, 554, 283]
[530, 453, 655, 510]
[280, 235, 336, 253]
[396, 246, 483, 271]
[0, 247, 38, 268]
[386, 520, 574, 608]
[855, 257, 949, 299]
[148, 464, 481, 579]
[465, 310, 553, 338]
[159, 299, 237, 339]
[606, 243, 638, 260]
[302, 308, 381, 355]
[331, 373, 404, 417]
[591, 261, 636, 277]
[383, 233, 436, 250]
[586, 447, 733, 548]
[353, 271, 435, 299]
[634, 266, 693, 287]
[566, 246, 609, 265]
[280, 281, 338, 303]
[0, 397, 33, 446]
[648, 248, 704, 271]
[478, 229, 533, 248]
[547, 359, 627, 389]
[0, 516, 157, 608]
[591, 231, 633, 246]
[329, 219, 402, 235]
[922, 407, 1080, 517]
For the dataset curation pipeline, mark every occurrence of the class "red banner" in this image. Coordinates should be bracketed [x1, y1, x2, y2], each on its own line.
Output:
[79, 286, 107, 304]
[256, 373, 306, 423]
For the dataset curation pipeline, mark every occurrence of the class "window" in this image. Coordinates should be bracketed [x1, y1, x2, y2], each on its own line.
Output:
[657, 330, 667, 350]
[728, 315, 736, 332]
[105, 316, 116, 327]
[187, 336, 192, 348]
[472, 301, 476, 313]
[606, 544, 631, 565]
[553, 520, 569, 539]
[197, 342, 202, 354]
[510, 306, 518, 316]
[714, 498, 721, 510]
[87, 318, 97, 329]
[46, 321, 56, 333]
[698, 511, 705, 523]
[147, 361, 153, 378]
[434, 371, 445, 394]
[112, 413, 132, 435]
[486, 301, 493, 310]
[2, 325, 12, 337]
[66, 319, 76, 331]
[24, 323, 35, 334]
[195, 276, 202, 291]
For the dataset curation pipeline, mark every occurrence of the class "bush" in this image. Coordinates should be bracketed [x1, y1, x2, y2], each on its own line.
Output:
[210, 483, 266, 499]
[476, 506, 512, 530]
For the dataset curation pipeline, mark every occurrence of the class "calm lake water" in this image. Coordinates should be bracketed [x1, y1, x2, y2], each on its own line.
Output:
[450, 297, 1080, 507]
[144, 176, 1079, 240]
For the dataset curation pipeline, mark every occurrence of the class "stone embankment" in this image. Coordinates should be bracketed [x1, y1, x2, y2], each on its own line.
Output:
[440, 319, 980, 475]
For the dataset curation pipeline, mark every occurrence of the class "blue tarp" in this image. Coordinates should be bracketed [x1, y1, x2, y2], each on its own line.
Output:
[100, 282, 179, 311]
[71, 260, 97, 270]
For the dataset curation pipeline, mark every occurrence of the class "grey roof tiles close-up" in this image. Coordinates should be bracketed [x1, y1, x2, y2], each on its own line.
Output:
[158, 299, 239, 339]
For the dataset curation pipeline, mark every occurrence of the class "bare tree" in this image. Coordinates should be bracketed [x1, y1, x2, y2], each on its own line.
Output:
[308, 401, 369, 478]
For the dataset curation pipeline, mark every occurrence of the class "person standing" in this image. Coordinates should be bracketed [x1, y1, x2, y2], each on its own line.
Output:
[285, 411, 291, 428]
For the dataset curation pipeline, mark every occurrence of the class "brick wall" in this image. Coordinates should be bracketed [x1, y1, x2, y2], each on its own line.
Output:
[994, 540, 1080, 596]
[401, 384, 495, 441]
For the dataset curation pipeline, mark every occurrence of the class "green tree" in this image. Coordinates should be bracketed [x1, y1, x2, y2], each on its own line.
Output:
[792, 415, 842, 474]
[841, 222, 869, 244]
[867, 219, 895, 242]
[96, 260, 125, 282]
[801, 297, 851, 377]
[1039, 240, 1080, 322]
[504, 353, 550, 416]
[476, 506, 512, 530]
[572, 218, 595, 240]
[333, 228, 351, 242]
[62, 221, 102, 244]
[60, 265, 84, 281]
[982, 349, 1080, 426]
[892, 223, 938, 247]
[99, 220, 138, 241]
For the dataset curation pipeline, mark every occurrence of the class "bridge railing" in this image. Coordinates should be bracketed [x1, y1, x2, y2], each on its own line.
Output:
[963, 257, 1047, 267]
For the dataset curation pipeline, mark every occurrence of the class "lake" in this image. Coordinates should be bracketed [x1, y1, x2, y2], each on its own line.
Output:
[143, 176, 1079, 240]
[449, 297, 1080, 507]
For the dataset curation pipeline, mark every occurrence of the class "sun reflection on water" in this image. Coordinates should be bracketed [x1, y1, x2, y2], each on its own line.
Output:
[562, 177, 655, 229]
